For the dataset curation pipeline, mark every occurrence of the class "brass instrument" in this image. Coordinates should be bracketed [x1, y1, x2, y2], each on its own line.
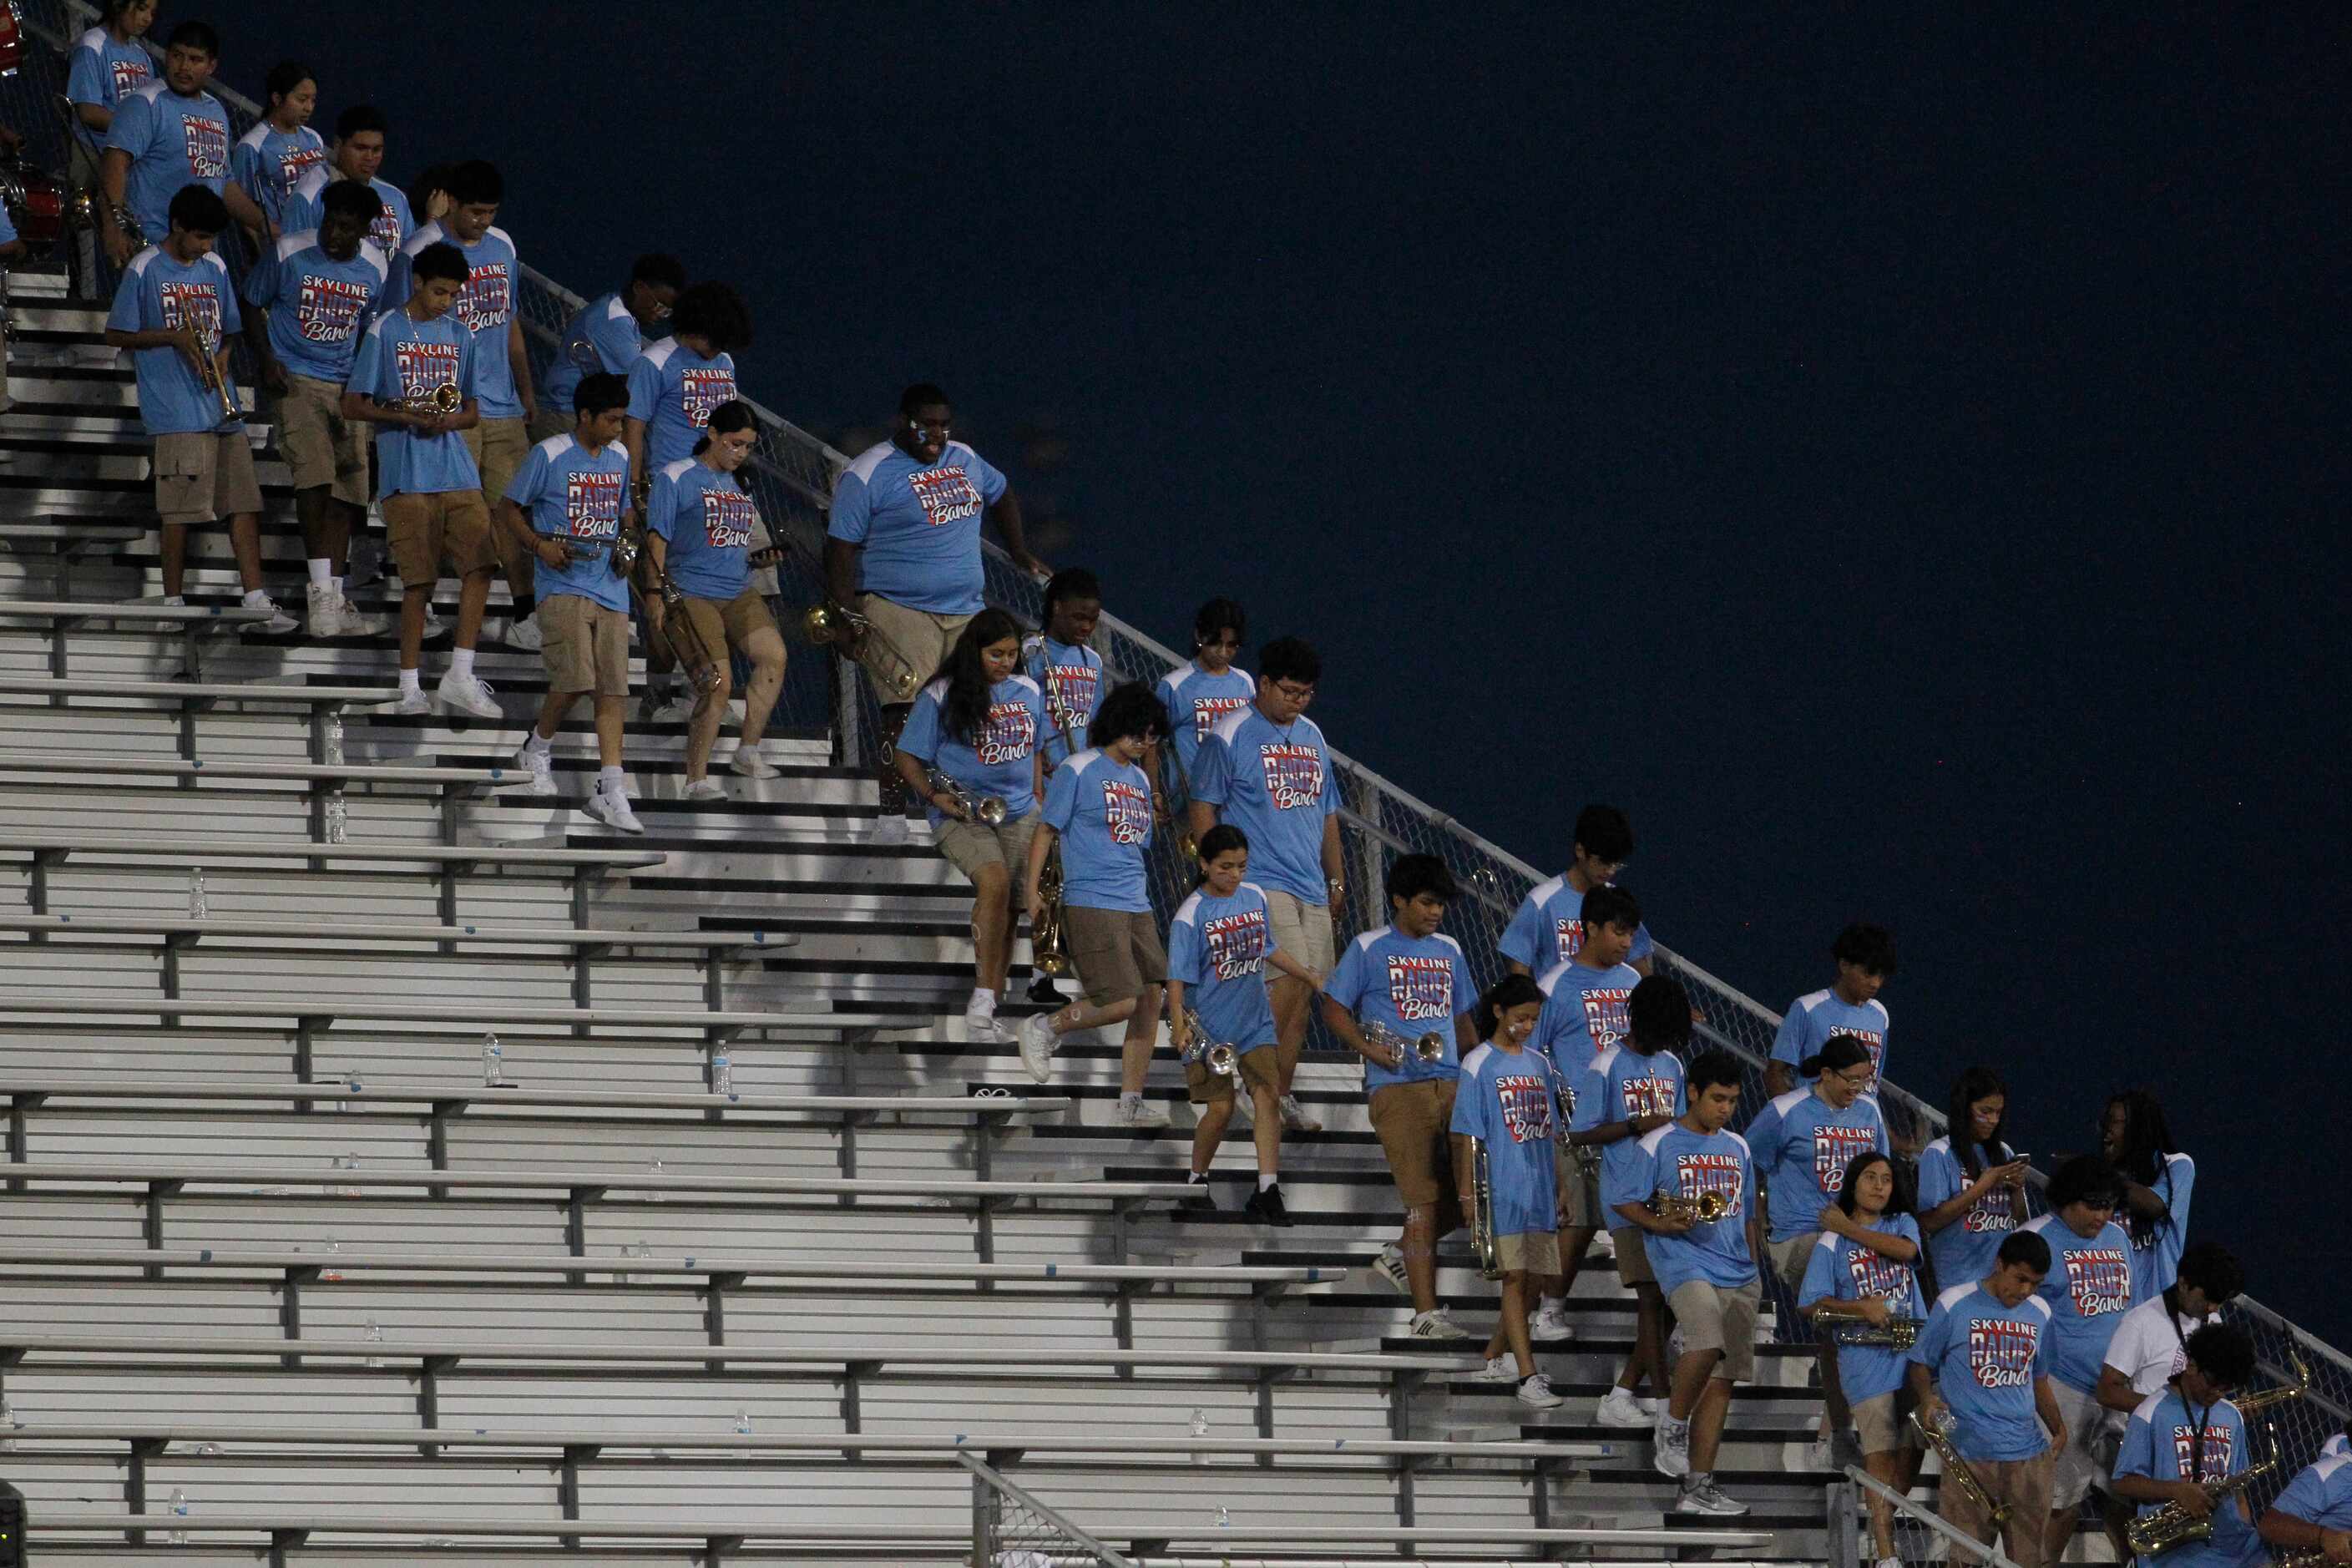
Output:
[2235, 1345, 2313, 1414]
[1469, 1137, 1500, 1281]
[2124, 1422, 2279, 1555]
[923, 766, 1008, 827]
[190, 331, 237, 426]
[610, 513, 646, 579]
[1155, 728, 1202, 862]
[1831, 1314, 1921, 1350]
[1030, 847, 1069, 976]
[802, 600, 919, 699]
[651, 573, 721, 697]
[1179, 1008, 1240, 1080]
[405, 381, 463, 417]
[1910, 1406, 2010, 1527]
[1363, 1018, 1448, 1065]
[1651, 1186, 1733, 1225]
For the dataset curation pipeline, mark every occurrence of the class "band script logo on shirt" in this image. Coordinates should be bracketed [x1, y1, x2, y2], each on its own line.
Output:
[1674, 1151, 1743, 1212]
[1813, 1125, 1879, 1191]
[1100, 779, 1150, 845]
[1621, 1074, 1678, 1119]
[1845, 1247, 1913, 1299]
[680, 367, 736, 428]
[908, 466, 982, 526]
[1386, 954, 1455, 1023]
[564, 473, 623, 540]
[393, 339, 461, 401]
[1202, 908, 1267, 981]
[1966, 1319, 2039, 1388]
[1190, 695, 1249, 741]
[2168, 1424, 2235, 1480]
[2064, 1247, 2132, 1318]
[701, 488, 756, 550]
[1257, 744, 1323, 809]
[975, 702, 1035, 766]
[1581, 986, 1632, 1050]
[109, 57, 151, 94]
[454, 263, 512, 333]
[181, 114, 228, 178]
[1496, 1073, 1554, 1144]
[296, 274, 370, 343]
[158, 281, 221, 352]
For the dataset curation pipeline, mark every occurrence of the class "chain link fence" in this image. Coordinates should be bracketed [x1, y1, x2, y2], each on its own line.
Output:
[961, 1453, 1134, 1568]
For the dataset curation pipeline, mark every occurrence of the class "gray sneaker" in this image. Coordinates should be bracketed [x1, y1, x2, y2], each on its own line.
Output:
[1653, 1415, 1692, 1479]
[1675, 1478, 1749, 1516]
[1371, 1242, 1409, 1295]
[1407, 1308, 1472, 1340]
[1277, 1093, 1322, 1132]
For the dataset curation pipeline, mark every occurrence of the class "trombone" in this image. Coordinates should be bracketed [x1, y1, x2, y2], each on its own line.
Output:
[803, 599, 920, 700]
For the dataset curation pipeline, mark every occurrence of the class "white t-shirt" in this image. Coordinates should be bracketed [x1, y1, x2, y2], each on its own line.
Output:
[2102, 1293, 2218, 1397]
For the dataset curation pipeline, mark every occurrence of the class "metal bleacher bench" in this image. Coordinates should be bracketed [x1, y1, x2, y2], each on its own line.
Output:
[0, 599, 276, 680]
[0, 520, 145, 599]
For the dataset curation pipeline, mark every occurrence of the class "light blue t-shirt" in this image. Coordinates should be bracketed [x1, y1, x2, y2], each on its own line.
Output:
[66, 26, 153, 157]
[104, 81, 231, 245]
[1500, 874, 1657, 971]
[1914, 1136, 2023, 1296]
[1799, 1216, 1927, 1403]
[1772, 987, 1893, 1093]
[106, 246, 240, 437]
[1626, 1122, 1759, 1293]
[2116, 1388, 2258, 1568]
[503, 434, 631, 614]
[544, 291, 650, 417]
[1042, 749, 1155, 914]
[1327, 925, 1477, 1093]
[2021, 1213, 2137, 1393]
[827, 438, 1008, 615]
[346, 308, 480, 497]
[1167, 883, 1279, 1057]
[1746, 1086, 1892, 1243]
[283, 168, 412, 260]
[1908, 1282, 2056, 1462]
[242, 230, 387, 385]
[648, 458, 761, 602]
[1024, 635, 1105, 769]
[230, 121, 326, 227]
[2272, 1451, 2352, 1531]
[1529, 956, 1641, 1080]
[1450, 1045, 1563, 1240]
[1189, 706, 1340, 905]
[389, 222, 522, 418]
[626, 339, 739, 468]
[1155, 663, 1256, 782]
[2123, 1151, 2196, 1304]
[896, 674, 1047, 827]
[0, 203, 13, 248]
[1572, 1042, 1686, 1215]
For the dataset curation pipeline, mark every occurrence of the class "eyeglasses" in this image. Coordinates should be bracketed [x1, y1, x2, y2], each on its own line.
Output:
[1833, 1067, 1876, 1087]
[1269, 680, 1316, 703]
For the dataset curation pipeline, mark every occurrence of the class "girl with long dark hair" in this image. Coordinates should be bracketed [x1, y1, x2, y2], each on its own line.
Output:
[2102, 1089, 2194, 1302]
[1914, 1066, 2031, 1297]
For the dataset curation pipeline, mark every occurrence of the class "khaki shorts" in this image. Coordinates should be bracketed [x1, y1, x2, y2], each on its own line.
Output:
[539, 593, 631, 697]
[463, 417, 531, 570]
[384, 489, 495, 586]
[1368, 1078, 1460, 1219]
[936, 809, 1039, 888]
[1667, 1277, 1763, 1383]
[1769, 1231, 1821, 1292]
[1611, 1224, 1656, 1285]
[1944, 1453, 2054, 1568]
[1262, 888, 1335, 974]
[1066, 905, 1166, 1005]
[1186, 1040, 1280, 1106]
[273, 373, 369, 504]
[1851, 1388, 1923, 1457]
[2047, 1376, 2107, 1507]
[679, 589, 780, 665]
[857, 593, 971, 702]
[154, 430, 262, 526]
[1497, 1232, 1562, 1275]
[1556, 1143, 1600, 1229]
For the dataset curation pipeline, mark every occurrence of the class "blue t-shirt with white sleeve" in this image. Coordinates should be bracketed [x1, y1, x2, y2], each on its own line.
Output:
[626, 339, 740, 467]
[1155, 663, 1256, 782]
[104, 82, 232, 245]
[1908, 1282, 2056, 1462]
[1914, 1136, 2023, 1294]
[230, 122, 327, 227]
[0, 202, 13, 248]
[1799, 1216, 1926, 1403]
[1529, 956, 1641, 1080]
[502, 434, 631, 614]
[242, 230, 387, 386]
[2115, 1388, 2257, 1568]
[1327, 925, 1477, 1093]
[2124, 1151, 2196, 1303]
[1042, 749, 1155, 915]
[895, 675, 1047, 827]
[389, 222, 523, 418]
[282, 168, 412, 260]
[1746, 1086, 1891, 1243]
[1772, 988, 1893, 1092]
[1500, 875, 1657, 971]
[1024, 635, 1105, 769]
[1449, 1044, 1563, 1240]
[2020, 1213, 2137, 1393]
[66, 26, 153, 157]
[107, 246, 241, 437]
[345, 308, 480, 497]
[2273, 1451, 2352, 1531]
[647, 458, 761, 602]
[1626, 1122, 1759, 1293]
[544, 291, 649, 417]
[1572, 1043, 1687, 1215]
[827, 438, 1008, 615]
[1189, 706, 1340, 906]
[1167, 883, 1279, 1058]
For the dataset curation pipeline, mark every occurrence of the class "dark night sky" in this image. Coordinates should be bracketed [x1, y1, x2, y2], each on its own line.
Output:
[210, 3, 2349, 1338]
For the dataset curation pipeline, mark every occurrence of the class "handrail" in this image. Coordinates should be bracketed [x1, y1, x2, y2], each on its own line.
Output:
[1843, 1463, 2019, 1568]
[0, 1161, 1187, 1202]
[962, 1450, 1138, 1568]
[0, 676, 398, 703]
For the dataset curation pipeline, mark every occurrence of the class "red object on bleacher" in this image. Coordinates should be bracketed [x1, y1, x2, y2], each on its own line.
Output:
[0, 1, 24, 79]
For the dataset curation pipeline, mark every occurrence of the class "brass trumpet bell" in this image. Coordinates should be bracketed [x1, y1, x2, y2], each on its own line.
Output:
[1206, 1043, 1238, 1077]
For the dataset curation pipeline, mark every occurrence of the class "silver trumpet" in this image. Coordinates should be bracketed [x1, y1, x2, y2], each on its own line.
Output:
[923, 766, 1007, 826]
[1831, 1315, 1922, 1350]
[1180, 1008, 1240, 1079]
[1363, 1018, 1448, 1065]
[1469, 1137, 1500, 1281]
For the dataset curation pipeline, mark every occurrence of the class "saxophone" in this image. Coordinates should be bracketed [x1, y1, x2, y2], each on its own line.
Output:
[2124, 1423, 2279, 1556]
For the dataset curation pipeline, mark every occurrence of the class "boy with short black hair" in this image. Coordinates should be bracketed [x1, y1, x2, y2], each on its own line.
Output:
[1024, 568, 1105, 769]
[1768, 921, 1897, 1097]
[2112, 1323, 2260, 1568]
[100, 21, 271, 270]
[1502, 803, 1657, 976]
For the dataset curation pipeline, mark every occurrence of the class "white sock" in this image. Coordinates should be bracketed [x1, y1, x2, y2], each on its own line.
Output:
[398, 668, 422, 696]
[242, 588, 271, 608]
[448, 647, 475, 679]
[1120, 1090, 1143, 1110]
[1258, 1173, 1277, 1192]
[332, 575, 346, 599]
[968, 987, 994, 1014]
[1540, 1294, 1565, 1314]
[524, 732, 552, 756]
[598, 766, 625, 793]
[306, 558, 332, 586]
[161, 594, 186, 607]
[1186, 1171, 1207, 1186]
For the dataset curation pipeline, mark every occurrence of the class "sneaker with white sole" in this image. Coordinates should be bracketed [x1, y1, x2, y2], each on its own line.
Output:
[1112, 1095, 1170, 1130]
[435, 669, 502, 721]
[1652, 1416, 1692, 1479]
[1516, 1373, 1564, 1410]
[1277, 1093, 1321, 1132]
[1590, 1228, 1616, 1258]
[1674, 1479, 1748, 1516]
[503, 613, 543, 651]
[964, 994, 1002, 1042]
[383, 689, 430, 716]
[1372, 1242, 1410, 1295]
[1529, 1302, 1576, 1341]
[1018, 1013, 1060, 1083]
[1638, 1394, 1662, 1416]
[651, 692, 698, 724]
[681, 778, 727, 802]
[334, 593, 386, 637]
[870, 812, 911, 846]
[582, 787, 644, 834]
[306, 583, 341, 636]
[1806, 1430, 1838, 1473]
[730, 746, 778, 780]
[513, 746, 557, 797]
[1470, 1354, 1516, 1384]
[240, 594, 298, 635]
[1596, 1387, 1651, 1428]
[1407, 1308, 1471, 1340]
[421, 604, 447, 640]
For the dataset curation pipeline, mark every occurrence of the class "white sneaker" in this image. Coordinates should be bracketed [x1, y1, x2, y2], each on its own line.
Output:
[383, 689, 430, 716]
[870, 812, 911, 846]
[1653, 1415, 1692, 1479]
[1407, 1308, 1471, 1340]
[1515, 1373, 1564, 1410]
[306, 582, 341, 636]
[1277, 1093, 1322, 1132]
[1228, 1090, 1254, 1127]
[1371, 1242, 1409, 1295]
[964, 993, 1002, 1043]
[1674, 1478, 1748, 1516]
[1112, 1095, 1170, 1130]
[334, 593, 386, 637]
[1470, 1354, 1516, 1383]
[1529, 1302, 1576, 1341]
[435, 669, 502, 721]
[503, 613, 543, 651]
[421, 604, 447, 639]
[729, 745, 777, 780]
[1590, 1228, 1616, 1258]
[1638, 1394, 1662, 1416]
[1596, 1387, 1651, 1428]
[240, 594, 297, 635]
[652, 692, 698, 724]
[514, 745, 557, 797]
[681, 778, 726, 802]
[1018, 1012, 1059, 1084]
[1807, 1430, 1838, 1472]
[582, 786, 644, 834]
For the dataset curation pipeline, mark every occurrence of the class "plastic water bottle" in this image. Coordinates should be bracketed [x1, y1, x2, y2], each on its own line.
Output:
[188, 867, 208, 919]
[321, 1237, 342, 1282]
[482, 1031, 503, 1086]
[195, 1442, 220, 1457]
[649, 1156, 665, 1201]
[1189, 1405, 1210, 1465]
[323, 712, 345, 766]
[168, 1486, 189, 1545]
[735, 1406, 753, 1459]
[363, 1317, 384, 1368]
[0, 1391, 16, 1451]
[1216, 1505, 1231, 1530]
[324, 792, 348, 844]
[711, 1051, 734, 1100]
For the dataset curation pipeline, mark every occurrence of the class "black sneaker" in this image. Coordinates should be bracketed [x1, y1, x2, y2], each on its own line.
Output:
[1026, 974, 1069, 1006]
[1243, 1183, 1292, 1227]
[1176, 1179, 1217, 1216]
